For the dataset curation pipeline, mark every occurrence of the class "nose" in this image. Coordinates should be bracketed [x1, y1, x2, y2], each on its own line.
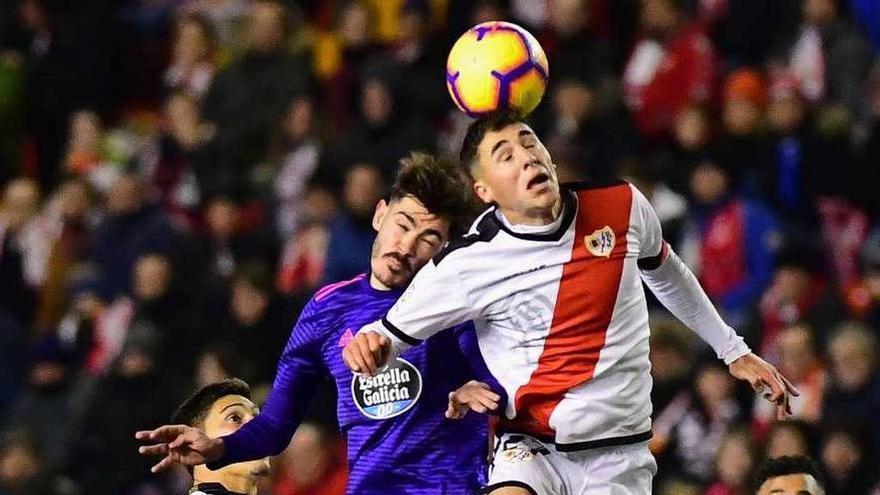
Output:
[516, 145, 540, 169]
[398, 232, 418, 256]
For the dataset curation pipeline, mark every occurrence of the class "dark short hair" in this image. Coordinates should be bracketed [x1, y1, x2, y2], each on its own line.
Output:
[459, 108, 526, 175]
[171, 378, 252, 428]
[754, 456, 824, 491]
[390, 151, 477, 236]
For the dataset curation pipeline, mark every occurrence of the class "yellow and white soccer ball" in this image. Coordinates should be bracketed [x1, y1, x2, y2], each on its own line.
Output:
[446, 21, 549, 117]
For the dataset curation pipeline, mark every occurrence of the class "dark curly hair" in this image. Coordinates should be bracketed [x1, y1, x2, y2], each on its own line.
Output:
[390, 151, 478, 236]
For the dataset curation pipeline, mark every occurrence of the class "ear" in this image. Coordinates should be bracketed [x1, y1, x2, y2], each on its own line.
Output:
[473, 180, 493, 205]
[372, 199, 389, 232]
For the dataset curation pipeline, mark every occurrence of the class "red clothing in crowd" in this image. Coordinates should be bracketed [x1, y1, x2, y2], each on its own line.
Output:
[624, 23, 718, 137]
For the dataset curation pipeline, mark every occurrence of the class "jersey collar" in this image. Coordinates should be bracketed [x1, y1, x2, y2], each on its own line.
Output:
[489, 188, 576, 242]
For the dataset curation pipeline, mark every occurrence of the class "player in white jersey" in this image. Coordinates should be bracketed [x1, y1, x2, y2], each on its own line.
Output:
[343, 110, 798, 494]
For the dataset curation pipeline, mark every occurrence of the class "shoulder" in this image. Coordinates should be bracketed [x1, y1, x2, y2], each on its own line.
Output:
[312, 274, 368, 305]
[433, 208, 501, 265]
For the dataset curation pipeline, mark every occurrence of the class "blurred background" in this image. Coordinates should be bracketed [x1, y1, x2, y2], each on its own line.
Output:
[0, 0, 879, 493]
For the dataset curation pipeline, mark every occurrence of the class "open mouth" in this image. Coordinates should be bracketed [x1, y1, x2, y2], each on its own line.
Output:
[527, 173, 550, 190]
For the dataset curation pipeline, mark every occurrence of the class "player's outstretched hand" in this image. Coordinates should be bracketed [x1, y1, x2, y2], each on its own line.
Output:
[446, 380, 501, 419]
[343, 330, 391, 376]
[135, 425, 224, 473]
[728, 353, 800, 421]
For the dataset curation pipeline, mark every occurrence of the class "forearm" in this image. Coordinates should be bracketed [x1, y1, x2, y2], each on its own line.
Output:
[641, 248, 750, 364]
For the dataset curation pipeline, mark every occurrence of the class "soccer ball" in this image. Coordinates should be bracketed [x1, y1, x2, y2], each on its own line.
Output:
[446, 21, 549, 117]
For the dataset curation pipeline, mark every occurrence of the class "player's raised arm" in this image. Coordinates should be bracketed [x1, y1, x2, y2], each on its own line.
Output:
[344, 252, 477, 375]
[632, 185, 799, 420]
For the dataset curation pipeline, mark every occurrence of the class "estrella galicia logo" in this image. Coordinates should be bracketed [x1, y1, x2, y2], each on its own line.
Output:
[351, 357, 422, 420]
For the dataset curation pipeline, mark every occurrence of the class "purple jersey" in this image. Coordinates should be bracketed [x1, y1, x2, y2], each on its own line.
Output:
[209, 274, 502, 494]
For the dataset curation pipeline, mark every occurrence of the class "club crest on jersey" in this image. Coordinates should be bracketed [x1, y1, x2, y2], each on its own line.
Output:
[585, 226, 615, 258]
[352, 358, 422, 420]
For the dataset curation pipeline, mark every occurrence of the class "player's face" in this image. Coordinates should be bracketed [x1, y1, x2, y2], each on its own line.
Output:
[370, 195, 449, 289]
[473, 122, 560, 221]
[757, 473, 824, 495]
[203, 395, 270, 477]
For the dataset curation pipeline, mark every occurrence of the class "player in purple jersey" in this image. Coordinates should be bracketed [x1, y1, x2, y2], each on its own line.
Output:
[136, 152, 505, 494]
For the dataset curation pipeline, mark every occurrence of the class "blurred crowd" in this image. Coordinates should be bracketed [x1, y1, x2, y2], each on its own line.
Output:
[0, 0, 879, 493]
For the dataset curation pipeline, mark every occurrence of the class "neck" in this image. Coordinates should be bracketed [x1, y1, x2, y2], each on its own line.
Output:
[499, 196, 563, 226]
[194, 468, 258, 495]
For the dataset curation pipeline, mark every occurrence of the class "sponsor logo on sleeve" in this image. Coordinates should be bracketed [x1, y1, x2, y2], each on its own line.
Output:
[351, 358, 422, 420]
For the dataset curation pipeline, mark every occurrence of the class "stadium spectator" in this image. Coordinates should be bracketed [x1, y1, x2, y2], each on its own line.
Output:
[819, 424, 876, 494]
[707, 428, 759, 495]
[276, 185, 336, 296]
[772, 0, 873, 119]
[753, 324, 825, 434]
[0, 178, 40, 327]
[201, 0, 312, 197]
[653, 363, 743, 488]
[764, 421, 815, 459]
[325, 72, 436, 182]
[163, 13, 216, 99]
[89, 173, 176, 300]
[623, 0, 717, 137]
[322, 163, 384, 284]
[271, 94, 322, 239]
[821, 322, 880, 448]
[679, 160, 780, 328]
[754, 455, 826, 495]
[0, 429, 57, 495]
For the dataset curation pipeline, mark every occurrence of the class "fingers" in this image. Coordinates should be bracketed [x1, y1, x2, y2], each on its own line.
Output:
[354, 337, 378, 375]
[344, 337, 376, 375]
[780, 374, 801, 397]
[138, 444, 169, 456]
[150, 453, 177, 473]
[136, 425, 187, 443]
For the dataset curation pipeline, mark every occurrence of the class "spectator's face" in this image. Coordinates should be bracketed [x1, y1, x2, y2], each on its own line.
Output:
[778, 326, 816, 380]
[174, 20, 211, 66]
[284, 97, 314, 141]
[58, 181, 90, 220]
[399, 10, 427, 45]
[248, 3, 285, 53]
[203, 394, 270, 477]
[829, 335, 874, 391]
[1, 179, 40, 231]
[696, 366, 734, 406]
[119, 349, 155, 378]
[675, 106, 710, 150]
[758, 474, 825, 495]
[723, 99, 762, 136]
[361, 79, 393, 126]
[29, 361, 66, 390]
[206, 198, 239, 239]
[106, 175, 144, 215]
[772, 267, 811, 303]
[821, 432, 861, 481]
[690, 162, 728, 205]
[232, 280, 268, 326]
[471, 1, 506, 24]
[68, 110, 102, 156]
[0, 444, 40, 487]
[641, 0, 678, 38]
[303, 187, 337, 224]
[649, 345, 689, 383]
[165, 93, 200, 134]
[767, 96, 804, 133]
[553, 80, 595, 126]
[804, 0, 836, 26]
[551, 0, 587, 36]
[766, 425, 810, 458]
[340, 2, 370, 47]
[343, 165, 384, 217]
[716, 434, 753, 487]
[134, 255, 171, 301]
[369, 196, 449, 289]
[473, 123, 560, 217]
